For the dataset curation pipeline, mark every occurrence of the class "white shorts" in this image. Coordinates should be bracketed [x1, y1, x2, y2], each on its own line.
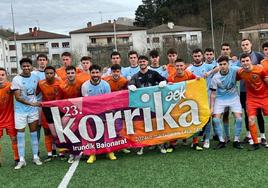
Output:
[213, 96, 242, 114]
[15, 111, 39, 129]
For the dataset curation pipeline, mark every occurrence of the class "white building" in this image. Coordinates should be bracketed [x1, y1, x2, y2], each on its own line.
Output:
[9, 27, 71, 73]
[0, 35, 10, 73]
[146, 22, 203, 51]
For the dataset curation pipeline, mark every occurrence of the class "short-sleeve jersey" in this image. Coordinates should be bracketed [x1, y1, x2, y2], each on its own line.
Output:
[103, 76, 128, 92]
[81, 80, 111, 96]
[56, 66, 82, 81]
[37, 78, 63, 101]
[149, 66, 169, 78]
[167, 70, 196, 83]
[167, 63, 176, 77]
[32, 70, 45, 101]
[76, 72, 91, 83]
[61, 79, 84, 99]
[11, 73, 39, 114]
[122, 66, 140, 79]
[0, 82, 14, 126]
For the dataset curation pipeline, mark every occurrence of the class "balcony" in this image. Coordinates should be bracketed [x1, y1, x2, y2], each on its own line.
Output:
[87, 42, 133, 51]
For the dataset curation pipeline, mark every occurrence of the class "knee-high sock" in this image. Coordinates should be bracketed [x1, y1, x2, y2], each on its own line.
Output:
[204, 121, 211, 142]
[257, 109, 265, 133]
[17, 132, 25, 161]
[36, 124, 41, 142]
[234, 118, 242, 141]
[30, 131, 39, 159]
[249, 124, 258, 144]
[11, 138, 19, 161]
[212, 118, 224, 142]
[224, 123, 230, 137]
[45, 135, 53, 153]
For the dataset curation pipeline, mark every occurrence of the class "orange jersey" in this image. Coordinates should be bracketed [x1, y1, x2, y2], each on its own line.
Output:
[167, 63, 176, 77]
[103, 76, 128, 92]
[37, 78, 63, 101]
[261, 59, 268, 72]
[237, 65, 268, 99]
[56, 66, 83, 81]
[61, 79, 83, 99]
[77, 71, 91, 83]
[167, 70, 196, 83]
[0, 82, 14, 126]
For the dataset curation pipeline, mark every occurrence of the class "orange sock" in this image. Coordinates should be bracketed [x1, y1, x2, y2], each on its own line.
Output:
[249, 124, 258, 144]
[192, 137, 199, 144]
[11, 141, 19, 161]
[45, 135, 53, 153]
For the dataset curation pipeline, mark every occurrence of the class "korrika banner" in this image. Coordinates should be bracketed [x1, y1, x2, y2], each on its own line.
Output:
[42, 79, 210, 155]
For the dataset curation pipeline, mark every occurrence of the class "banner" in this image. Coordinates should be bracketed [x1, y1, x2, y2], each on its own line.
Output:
[42, 78, 210, 155]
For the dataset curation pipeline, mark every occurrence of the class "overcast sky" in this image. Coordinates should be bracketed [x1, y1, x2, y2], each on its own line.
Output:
[0, 0, 142, 35]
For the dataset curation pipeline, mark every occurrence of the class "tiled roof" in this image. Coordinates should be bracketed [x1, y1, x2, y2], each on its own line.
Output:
[70, 23, 146, 34]
[9, 30, 70, 40]
[240, 23, 268, 32]
[147, 24, 203, 34]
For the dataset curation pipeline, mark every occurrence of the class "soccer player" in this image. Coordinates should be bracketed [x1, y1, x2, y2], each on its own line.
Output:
[122, 51, 140, 80]
[37, 66, 63, 161]
[167, 59, 203, 151]
[129, 55, 167, 155]
[240, 39, 266, 145]
[77, 56, 91, 83]
[186, 48, 218, 148]
[102, 51, 124, 77]
[261, 42, 268, 72]
[81, 64, 117, 164]
[56, 52, 82, 81]
[166, 48, 178, 77]
[204, 48, 217, 66]
[0, 67, 19, 166]
[149, 49, 168, 78]
[11, 58, 42, 169]
[210, 56, 243, 149]
[237, 53, 268, 150]
[220, 43, 239, 66]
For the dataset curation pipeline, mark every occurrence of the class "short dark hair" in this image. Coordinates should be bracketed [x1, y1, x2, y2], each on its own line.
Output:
[175, 58, 185, 63]
[204, 48, 214, 53]
[110, 51, 121, 58]
[241, 38, 251, 42]
[19, 57, 32, 65]
[138, 55, 149, 61]
[192, 48, 203, 54]
[217, 56, 229, 63]
[80, 56, 92, 62]
[0, 67, 7, 74]
[44, 66, 55, 72]
[65, 65, 76, 72]
[149, 49, 159, 57]
[111, 64, 121, 71]
[37, 54, 48, 61]
[262, 42, 268, 49]
[221, 43, 230, 48]
[61, 52, 71, 57]
[128, 50, 138, 57]
[167, 48, 177, 55]
[89, 64, 102, 72]
[240, 53, 251, 60]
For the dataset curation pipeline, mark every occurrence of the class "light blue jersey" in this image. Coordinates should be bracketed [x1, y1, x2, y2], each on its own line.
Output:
[149, 66, 168, 78]
[103, 66, 126, 77]
[11, 73, 39, 114]
[81, 80, 111, 96]
[32, 70, 45, 101]
[122, 66, 140, 79]
[210, 66, 240, 100]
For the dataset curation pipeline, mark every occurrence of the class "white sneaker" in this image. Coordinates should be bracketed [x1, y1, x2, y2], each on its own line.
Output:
[158, 145, 167, 154]
[68, 154, 75, 164]
[14, 160, 26, 170]
[137, 147, 144, 155]
[203, 142, 210, 149]
[33, 158, 42, 166]
[122, 149, 131, 154]
[249, 139, 254, 145]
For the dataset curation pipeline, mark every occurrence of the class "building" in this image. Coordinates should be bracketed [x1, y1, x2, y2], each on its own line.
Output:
[9, 27, 71, 73]
[146, 22, 203, 52]
[69, 21, 147, 65]
[0, 35, 10, 73]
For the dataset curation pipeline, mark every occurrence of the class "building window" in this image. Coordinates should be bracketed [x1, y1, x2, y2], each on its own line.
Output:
[10, 56, 17, 62]
[190, 35, 198, 43]
[9, 45, 16, 50]
[147, 38, 150, 44]
[107, 37, 112, 44]
[122, 37, 129, 43]
[51, 43, 59, 48]
[52, 54, 60, 60]
[91, 38, 96, 44]
[62, 42, 70, 48]
[152, 37, 160, 43]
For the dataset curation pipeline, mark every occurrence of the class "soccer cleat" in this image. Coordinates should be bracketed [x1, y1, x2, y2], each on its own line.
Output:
[249, 139, 254, 145]
[214, 142, 226, 150]
[248, 144, 260, 151]
[158, 145, 167, 154]
[243, 136, 251, 143]
[261, 138, 267, 146]
[137, 147, 144, 155]
[225, 136, 231, 144]
[213, 135, 219, 141]
[203, 141, 210, 149]
[87, 155, 96, 164]
[68, 154, 75, 164]
[192, 144, 203, 151]
[59, 153, 67, 161]
[166, 145, 175, 153]
[233, 141, 243, 149]
[52, 150, 57, 158]
[107, 152, 117, 160]
[14, 160, 26, 170]
[44, 156, 53, 162]
[33, 158, 42, 166]
[122, 149, 131, 154]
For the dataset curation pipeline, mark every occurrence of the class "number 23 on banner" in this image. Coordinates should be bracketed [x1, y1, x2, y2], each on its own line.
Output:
[62, 105, 81, 116]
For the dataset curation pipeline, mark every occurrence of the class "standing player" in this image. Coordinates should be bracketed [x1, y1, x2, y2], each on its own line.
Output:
[0, 68, 19, 166]
[237, 53, 268, 150]
[261, 42, 268, 72]
[122, 51, 140, 80]
[81, 64, 117, 164]
[149, 49, 168, 78]
[11, 58, 42, 169]
[103, 51, 124, 77]
[129, 55, 167, 155]
[210, 56, 243, 149]
[77, 56, 91, 83]
[166, 48, 178, 77]
[204, 48, 217, 66]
